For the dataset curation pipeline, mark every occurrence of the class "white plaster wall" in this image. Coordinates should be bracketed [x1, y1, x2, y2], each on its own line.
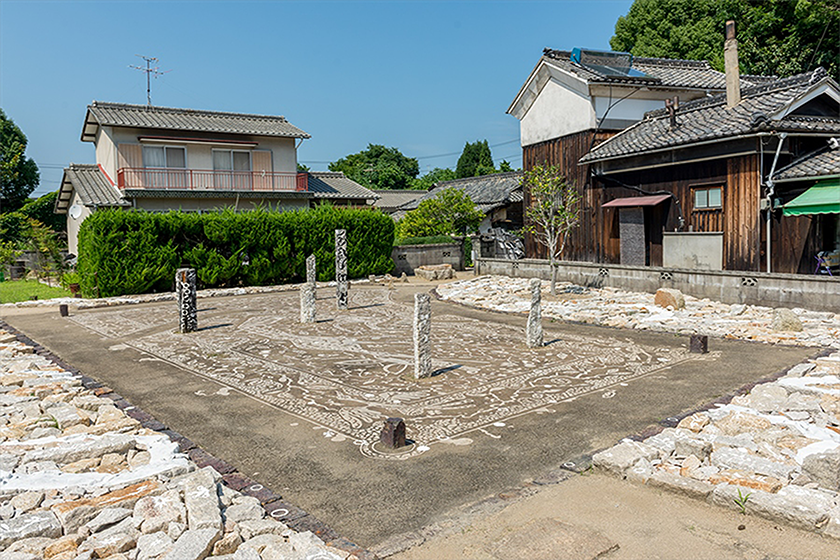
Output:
[66, 191, 94, 256]
[104, 127, 297, 174]
[478, 215, 493, 234]
[520, 79, 596, 147]
[593, 96, 669, 123]
[94, 127, 118, 180]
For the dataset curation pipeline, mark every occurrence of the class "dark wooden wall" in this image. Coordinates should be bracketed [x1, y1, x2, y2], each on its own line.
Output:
[724, 155, 761, 271]
[522, 130, 614, 262]
[522, 130, 770, 271]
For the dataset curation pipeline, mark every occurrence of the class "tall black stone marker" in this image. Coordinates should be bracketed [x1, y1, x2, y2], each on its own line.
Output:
[335, 229, 348, 309]
[176, 267, 198, 333]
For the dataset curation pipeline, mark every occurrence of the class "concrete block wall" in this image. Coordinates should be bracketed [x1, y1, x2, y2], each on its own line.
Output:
[392, 243, 464, 276]
[475, 258, 840, 312]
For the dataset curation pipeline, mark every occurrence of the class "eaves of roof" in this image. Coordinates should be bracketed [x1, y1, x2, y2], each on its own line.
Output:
[55, 164, 129, 213]
[122, 189, 314, 200]
[82, 101, 311, 142]
[581, 69, 840, 165]
[772, 142, 840, 182]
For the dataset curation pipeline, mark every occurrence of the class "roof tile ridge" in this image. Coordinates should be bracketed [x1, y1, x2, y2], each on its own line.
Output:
[89, 101, 290, 123]
[582, 118, 650, 159]
[437, 171, 522, 186]
[773, 142, 834, 176]
[643, 70, 820, 119]
[632, 57, 712, 69]
[783, 114, 840, 123]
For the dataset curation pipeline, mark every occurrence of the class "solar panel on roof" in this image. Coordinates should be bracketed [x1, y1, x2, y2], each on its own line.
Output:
[570, 48, 653, 79]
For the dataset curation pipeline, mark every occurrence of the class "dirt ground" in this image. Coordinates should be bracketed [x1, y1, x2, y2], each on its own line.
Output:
[1, 275, 834, 557]
[393, 472, 840, 560]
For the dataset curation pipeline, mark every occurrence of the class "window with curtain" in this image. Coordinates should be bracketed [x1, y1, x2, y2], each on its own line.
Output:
[142, 146, 186, 188]
[143, 146, 186, 168]
[213, 150, 252, 189]
[213, 150, 251, 171]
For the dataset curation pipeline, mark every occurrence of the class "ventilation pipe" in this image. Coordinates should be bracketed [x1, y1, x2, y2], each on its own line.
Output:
[765, 133, 788, 273]
[725, 20, 741, 108]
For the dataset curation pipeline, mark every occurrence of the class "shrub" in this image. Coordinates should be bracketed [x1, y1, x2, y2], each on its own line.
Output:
[76, 206, 395, 297]
[19, 192, 65, 233]
[395, 188, 484, 239]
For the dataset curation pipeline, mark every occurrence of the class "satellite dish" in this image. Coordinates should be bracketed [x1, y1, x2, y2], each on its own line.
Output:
[69, 204, 82, 219]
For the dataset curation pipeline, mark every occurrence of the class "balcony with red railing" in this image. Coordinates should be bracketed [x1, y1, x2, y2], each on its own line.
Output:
[117, 167, 308, 192]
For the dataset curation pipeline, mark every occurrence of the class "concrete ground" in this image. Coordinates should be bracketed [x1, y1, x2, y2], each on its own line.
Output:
[393, 472, 840, 560]
[0, 275, 827, 557]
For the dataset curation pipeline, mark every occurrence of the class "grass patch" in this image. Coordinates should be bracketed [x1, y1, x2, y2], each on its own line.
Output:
[0, 280, 71, 303]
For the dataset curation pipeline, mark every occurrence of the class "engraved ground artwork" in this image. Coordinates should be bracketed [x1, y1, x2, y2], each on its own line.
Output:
[69, 289, 719, 459]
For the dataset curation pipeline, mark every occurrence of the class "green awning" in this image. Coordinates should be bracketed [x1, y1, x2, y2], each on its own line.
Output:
[783, 179, 840, 216]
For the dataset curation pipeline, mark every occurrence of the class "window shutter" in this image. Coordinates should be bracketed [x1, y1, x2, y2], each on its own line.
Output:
[252, 150, 272, 190]
[118, 144, 142, 168]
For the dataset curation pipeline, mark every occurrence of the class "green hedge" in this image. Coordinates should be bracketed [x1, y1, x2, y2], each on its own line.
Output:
[76, 206, 395, 297]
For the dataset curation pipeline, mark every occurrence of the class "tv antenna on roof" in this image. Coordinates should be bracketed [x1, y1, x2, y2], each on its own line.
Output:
[129, 55, 171, 106]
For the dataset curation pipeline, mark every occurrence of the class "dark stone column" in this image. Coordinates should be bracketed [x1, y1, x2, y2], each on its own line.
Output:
[176, 268, 198, 333]
[380, 417, 406, 449]
[335, 229, 348, 310]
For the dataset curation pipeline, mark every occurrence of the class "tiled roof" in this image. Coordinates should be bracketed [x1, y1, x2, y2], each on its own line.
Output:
[581, 69, 840, 163]
[542, 49, 771, 90]
[398, 171, 523, 214]
[773, 141, 840, 182]
[307, 172, 377, 201]
[372, 189, 427, 213]
[82, 101, 310, 141]
[55, 164, 128, 212]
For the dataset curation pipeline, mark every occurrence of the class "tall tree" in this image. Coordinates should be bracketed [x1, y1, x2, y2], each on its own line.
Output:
[456, 140, 494, 178]
[523, 165, 581, 296]
[611, 0, 839, 79]
[396, 188, 484, 239]
[1, 109, 40, 212]
[412, 167, 458, 190]
[329, 144, 419, 190]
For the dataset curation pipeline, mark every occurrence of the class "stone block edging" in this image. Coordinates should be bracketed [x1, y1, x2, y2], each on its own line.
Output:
[0, 319, 378, 560]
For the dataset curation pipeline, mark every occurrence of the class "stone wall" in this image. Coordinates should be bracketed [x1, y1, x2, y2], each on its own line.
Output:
[391, 243, 464, 276]
[474, 258, 840, 312]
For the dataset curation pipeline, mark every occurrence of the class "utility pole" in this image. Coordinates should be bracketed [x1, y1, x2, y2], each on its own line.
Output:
[129, 55, 169, 105]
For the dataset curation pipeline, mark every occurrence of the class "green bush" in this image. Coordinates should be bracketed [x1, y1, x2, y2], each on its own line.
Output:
[395, 188, 484, 239]
[19, 192, 65, 233]
[76, 206, 395, 297]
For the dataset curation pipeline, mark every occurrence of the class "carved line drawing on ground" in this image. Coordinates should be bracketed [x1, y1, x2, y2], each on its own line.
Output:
[69, 290, 719, 459]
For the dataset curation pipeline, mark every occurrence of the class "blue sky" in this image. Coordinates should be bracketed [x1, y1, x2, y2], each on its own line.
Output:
[1, 0, 634, 197]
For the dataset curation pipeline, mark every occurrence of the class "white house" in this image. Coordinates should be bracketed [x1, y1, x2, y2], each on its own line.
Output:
[56, 102, 376, 254]
[508, 47, 775, 150]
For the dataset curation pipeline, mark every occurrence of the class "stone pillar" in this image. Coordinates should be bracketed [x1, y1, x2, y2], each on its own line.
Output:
[527, 278, 544, 348]
[335, 229, 348, 310]
[414, 293, 432, 379]
[306, 254, 317, 287]
[176, 268, 198, 333]
[380, 417, 406, 449]
[690, 334, 709, 354]
[300, 283, 316, 324]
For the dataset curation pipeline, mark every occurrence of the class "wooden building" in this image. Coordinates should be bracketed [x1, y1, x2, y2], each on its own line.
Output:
[507, 47, 776, 262]
[508, 41, 839, 274]
[581, 68, 840, 274]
